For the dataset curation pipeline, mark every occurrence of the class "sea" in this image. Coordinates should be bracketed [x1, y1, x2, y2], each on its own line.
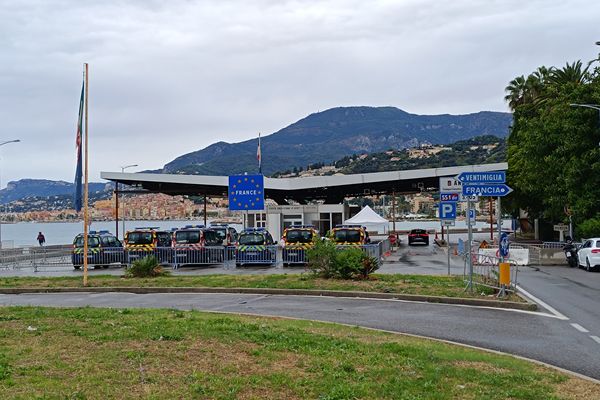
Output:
[1, 219, 513, 247]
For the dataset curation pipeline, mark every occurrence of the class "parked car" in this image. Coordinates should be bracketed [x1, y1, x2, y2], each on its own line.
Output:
[328, 225, 369, 246]
[209, 223, 238, 246]
[577, 238, 600, 272]
[124, 227, 173, 264]
[235, 228, 277, 266]
[172, 226, 223, 266]
[281, 225, 318, 266]
[408, 229, 429, 246]
[72, 230, 124, 269]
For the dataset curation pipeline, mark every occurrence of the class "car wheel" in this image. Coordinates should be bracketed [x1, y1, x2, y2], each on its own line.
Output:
[283, 263, 289, 268]
[586, 258, 591, 272]
[73, 265, 81, 270]
[235, 263, 241, 267]
[103, 265, 109, 269]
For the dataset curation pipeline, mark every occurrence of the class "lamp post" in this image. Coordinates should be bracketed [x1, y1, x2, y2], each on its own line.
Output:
[0, 139, 21, 249]
[117, 164, 137, 240]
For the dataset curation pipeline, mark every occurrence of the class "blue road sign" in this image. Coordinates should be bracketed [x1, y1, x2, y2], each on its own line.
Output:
[462, 184, 513, 197]
[469, 209, 476, 221]
[440, 192, 459, 202]
[457, 171, 506, 184]
[228, 175, 265, 211]
[500, 232, 510, 257]
[439, 202, 457, 219]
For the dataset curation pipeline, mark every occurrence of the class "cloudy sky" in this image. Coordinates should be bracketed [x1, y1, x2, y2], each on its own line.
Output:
[0, 0, 598, 186]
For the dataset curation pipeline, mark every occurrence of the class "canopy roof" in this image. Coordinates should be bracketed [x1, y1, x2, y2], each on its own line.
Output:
[345, 205, 388, 224]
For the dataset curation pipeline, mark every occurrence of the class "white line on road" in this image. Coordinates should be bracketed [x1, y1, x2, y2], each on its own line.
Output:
[571, 323, 590, 333]
[590, 336, 600, 345]
[516, 285, 569, 320]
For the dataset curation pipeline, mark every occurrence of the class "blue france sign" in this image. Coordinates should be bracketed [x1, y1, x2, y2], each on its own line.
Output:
[457, 171, 506, 184]
[462, 184, 513, 197]
[440, 192, 459, 202]
[439, 202, 457, 220]
[228, 175, 265, 211]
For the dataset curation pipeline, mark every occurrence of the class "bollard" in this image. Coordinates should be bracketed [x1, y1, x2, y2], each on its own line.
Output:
[498, 262, 510, 297]
[499, 262, 510, 285]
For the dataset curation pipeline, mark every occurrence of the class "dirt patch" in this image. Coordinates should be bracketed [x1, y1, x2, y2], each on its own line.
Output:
[554, 377, 600, 399]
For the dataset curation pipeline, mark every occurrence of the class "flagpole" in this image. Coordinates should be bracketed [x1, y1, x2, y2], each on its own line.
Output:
[83, 63, 89, 287]
[257, 132, 262, 175]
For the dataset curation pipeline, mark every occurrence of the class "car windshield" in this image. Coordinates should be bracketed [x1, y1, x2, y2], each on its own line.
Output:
[156, 232, 172, 247]
[127, 232, 154, 245]
[212, 228, 227, 240]
[285, 230, 314, 243]
[333, 229, 361, 243]
[175, 230, 201, 244]
[74, 236, 100, 248]
[238, 233, 265, 245]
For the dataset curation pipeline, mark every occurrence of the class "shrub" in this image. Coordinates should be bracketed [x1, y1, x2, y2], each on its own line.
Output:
[333, 247, 365, 279]
[307, 239, 380, 279]
[576, 216, 600, 239]
[307, 238, 339, 278]
[126, 256, 170, 278]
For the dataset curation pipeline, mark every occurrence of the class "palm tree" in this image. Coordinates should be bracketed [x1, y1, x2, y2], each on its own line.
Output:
[548, 61, 589, 85]
[504, 75, 527, 111]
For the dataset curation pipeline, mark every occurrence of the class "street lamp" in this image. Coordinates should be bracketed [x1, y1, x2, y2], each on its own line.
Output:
[116, 164, 138, 240]
[0, 139, 21, 249]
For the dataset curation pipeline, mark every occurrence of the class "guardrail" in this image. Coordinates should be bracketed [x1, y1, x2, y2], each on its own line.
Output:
[0, 240, 390, 272]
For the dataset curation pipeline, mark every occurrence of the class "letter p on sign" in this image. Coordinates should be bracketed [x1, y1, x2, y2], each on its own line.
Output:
[439, 202, 456, 220]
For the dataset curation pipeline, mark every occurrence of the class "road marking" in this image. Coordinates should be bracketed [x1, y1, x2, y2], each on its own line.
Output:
[516, 285, 569, 320]
[590, 336, 600, 345]
[571, 323, 589, 333]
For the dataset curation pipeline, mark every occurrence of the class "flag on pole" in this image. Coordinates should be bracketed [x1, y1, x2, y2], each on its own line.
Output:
[257, 132, 262, 174]
[74, 81, 84, 212]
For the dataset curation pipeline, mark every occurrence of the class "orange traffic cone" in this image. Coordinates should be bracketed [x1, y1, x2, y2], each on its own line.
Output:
[435, 231, 439, 240]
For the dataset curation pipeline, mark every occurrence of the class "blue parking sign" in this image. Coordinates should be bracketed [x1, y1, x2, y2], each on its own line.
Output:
[439, 202, 456, 220]
[229, 175, 265, 211]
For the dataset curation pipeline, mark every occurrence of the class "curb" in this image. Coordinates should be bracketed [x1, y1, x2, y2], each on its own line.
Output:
[0, 287, 537, 311]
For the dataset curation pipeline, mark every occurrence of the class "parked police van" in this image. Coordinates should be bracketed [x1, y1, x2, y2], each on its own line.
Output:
[172, 225, 223, 266]
[235, 227, 277, 266]
[72, 230, 124, 269]
[328, 224, 370, 246]
[124, 227, 173, 264]
[209, 223, 238, 246]
[281, 225, 318, 266]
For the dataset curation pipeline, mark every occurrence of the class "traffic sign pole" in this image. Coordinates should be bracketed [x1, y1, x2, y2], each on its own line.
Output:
[466, 197, 473, 292]
[447, 226, 451, 276]
[497, 196, 502, 261]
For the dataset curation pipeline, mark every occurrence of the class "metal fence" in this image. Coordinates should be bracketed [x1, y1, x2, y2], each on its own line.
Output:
[0, 240, 390, 272]
[464, 251, 518, 291]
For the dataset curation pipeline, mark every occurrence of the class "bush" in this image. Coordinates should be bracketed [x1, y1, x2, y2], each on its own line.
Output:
[576, 216, 600, 239]
[126, 256, 170, 278]
[333, 247, 365, 279]
[306, 238, 339, 278]
[307, 239, 379, 279]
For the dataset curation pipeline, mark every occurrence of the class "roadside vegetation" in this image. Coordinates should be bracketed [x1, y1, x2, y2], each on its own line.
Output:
[306, 238, 379, 279]
[0, 306, 596, 399]
[0, 273, 523, 301]
[505, 57, 600, 234]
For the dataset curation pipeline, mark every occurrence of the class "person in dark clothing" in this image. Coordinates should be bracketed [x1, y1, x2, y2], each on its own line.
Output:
[37, 232, 45, 246]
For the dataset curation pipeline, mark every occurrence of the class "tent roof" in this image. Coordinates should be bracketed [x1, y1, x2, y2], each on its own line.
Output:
[345, 205, 389, 224]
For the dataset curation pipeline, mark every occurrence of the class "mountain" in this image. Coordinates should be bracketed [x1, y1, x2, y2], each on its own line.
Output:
[0, 179, 110, 205]
[162, 106, 512, 176]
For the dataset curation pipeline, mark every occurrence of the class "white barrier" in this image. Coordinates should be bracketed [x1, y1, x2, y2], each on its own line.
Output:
[477, 248, 530, 266]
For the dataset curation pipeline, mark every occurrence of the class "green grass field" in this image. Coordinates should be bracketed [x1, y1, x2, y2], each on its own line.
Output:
[0, 274, 523, 302]
[0, 307, 596, 399]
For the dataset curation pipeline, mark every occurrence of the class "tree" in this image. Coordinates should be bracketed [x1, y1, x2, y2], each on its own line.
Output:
[506, 58, 600, 224]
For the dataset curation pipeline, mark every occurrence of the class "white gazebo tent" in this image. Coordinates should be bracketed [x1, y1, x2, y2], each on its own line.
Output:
[344, 205, 389, 234]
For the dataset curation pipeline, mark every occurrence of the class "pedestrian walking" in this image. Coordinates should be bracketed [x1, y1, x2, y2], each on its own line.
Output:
[37, 232, 45, 246]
